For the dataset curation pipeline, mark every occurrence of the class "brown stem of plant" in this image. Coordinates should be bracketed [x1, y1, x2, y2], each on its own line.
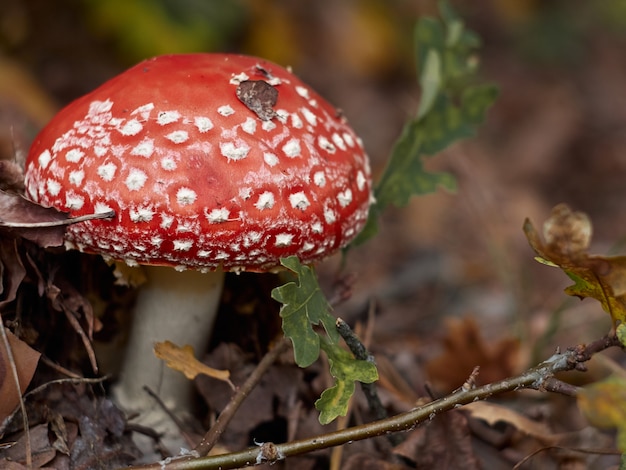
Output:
[122, 333, 622, 470]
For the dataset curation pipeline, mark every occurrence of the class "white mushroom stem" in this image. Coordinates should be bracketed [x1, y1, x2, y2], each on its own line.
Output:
[112, 265, 224, 450]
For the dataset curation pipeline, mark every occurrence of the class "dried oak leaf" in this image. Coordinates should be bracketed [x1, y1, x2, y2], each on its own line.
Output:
[425, 316, 520, 392]
[0, 328, 41, 422]
[393, 408, 481, 469]
[0, 190, 114, 248]
[524, 203, 626, 326]
[154, 340, 233, 387]
[0, 191, 69, 247]
[0, 235, 26, 307]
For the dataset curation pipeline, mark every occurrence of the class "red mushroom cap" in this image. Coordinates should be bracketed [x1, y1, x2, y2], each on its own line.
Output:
[24, 54, 372, 272]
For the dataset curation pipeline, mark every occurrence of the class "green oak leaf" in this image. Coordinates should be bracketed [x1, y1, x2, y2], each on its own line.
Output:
[271, 256, 339, 367]
[353, 1, 498, 246]
[315, 338, 379, 425]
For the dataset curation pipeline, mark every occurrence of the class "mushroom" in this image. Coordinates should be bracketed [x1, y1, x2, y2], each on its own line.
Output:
[23, 53, 372, 453]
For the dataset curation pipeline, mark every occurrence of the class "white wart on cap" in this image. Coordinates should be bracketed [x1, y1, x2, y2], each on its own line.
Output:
[24, 53, 372, 271]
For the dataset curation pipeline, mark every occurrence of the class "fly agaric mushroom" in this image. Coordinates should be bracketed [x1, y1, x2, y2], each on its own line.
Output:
[24, 53, 372, 452]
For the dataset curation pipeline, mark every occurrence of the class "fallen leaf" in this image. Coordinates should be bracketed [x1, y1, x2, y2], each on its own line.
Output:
[393, 408, 481, 469]
[463, 401, 557, 444]
[154, 341, 233, 388]
[578, 376, 626, 430]
[0, 191, 114, 248]
[525, 204, 626, 326]
[0, 328, 41, 423]
[425, 316, 520, 392]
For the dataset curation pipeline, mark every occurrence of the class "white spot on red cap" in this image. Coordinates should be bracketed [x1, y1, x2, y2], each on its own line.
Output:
[218, 105, 235, 116]
[166, 130, 189, 144]
[119, 119, 143, 136]
[125, 168, 148, 191]
[357, 171, 366, 191]
[275, 110, 289, 124]
[332, 133, 346, 151]
[291, 113, 303, 128]
[173, 239, 193, 251]
[94, 202, 113, 214]
[66, 149, 85, 163]
[220, 142, 250, 161]
[47, 179, 61, 196]
[324, 207, 336, 224]
[289, 191, 310, 210]
[176, 187, 197, 206]
[282, 138, 301, 158]
[66, 192, 85, 210]
[262, 120, 276, 131]
[206, 208, 230, 223]
[243, 231, 262, 246]
[313, 171, 326, 187]
[295, 86, 310, 99]
[230, 72, 249, 84]
[69, 170, 85, 186]
[157, 111, 181, 125]
[318, 136, 335, 154]
[194, 116, 213, 133]
[263, 152, 279, 167]
[337, 189, 353, 207]
[161, 157, 177, 170]
[131, 138, 154, 157]
[38, 150, 52, 169]
[343, 132, 355, 147]
[241, 117, 257, 134]
[130, 207, 154, 222]
[97, 162, 117, 181]
[197, 250, 211, 257]
[161, 213, 174, 229]
[301, 108, 317, 126]
[311, 222, 323, 233]
[89, 100, 113, 115]
[131, 103, 154, 119]
[255, 192, 275, 210]
[275, 233, 293, 247]
[239, 187, 252, 199]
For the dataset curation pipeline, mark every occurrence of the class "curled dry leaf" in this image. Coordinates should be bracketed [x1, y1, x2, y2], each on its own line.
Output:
[463, 401, 557, 445]
[0, 190, 115, 248]
[524, 203, 626, 326]
[154, 340, 234, 389]
[0, 328, 41, 422]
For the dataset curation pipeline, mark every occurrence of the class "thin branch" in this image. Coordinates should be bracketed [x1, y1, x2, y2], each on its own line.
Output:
[121, 333, 622, 470]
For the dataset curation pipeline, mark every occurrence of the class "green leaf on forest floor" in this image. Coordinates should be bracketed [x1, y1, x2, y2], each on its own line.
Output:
[271, 256, 338, 367]
[578, 376, 626, 457]
[316, 338, 379, 425]
[272, 256, 378, 423]
[525, 204, 626, 326]
[354, 0, 498, 245]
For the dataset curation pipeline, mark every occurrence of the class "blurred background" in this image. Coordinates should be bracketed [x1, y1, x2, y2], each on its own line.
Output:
[2, 0, 626, 442]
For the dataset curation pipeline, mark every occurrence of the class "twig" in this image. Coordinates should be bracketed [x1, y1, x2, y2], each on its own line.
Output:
[119, 333, 622, 470]
[143, 385, 196, 448]
[0, 318, 31, 468]
[335, 317, 400, 446]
